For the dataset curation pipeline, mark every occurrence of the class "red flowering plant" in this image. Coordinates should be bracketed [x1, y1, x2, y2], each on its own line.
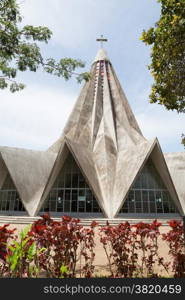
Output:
[99, 221, 138, 277]
[0, 224, 16, 277]
[30, 214, 97, 278]
[28, 214, 59, 277]
[79, 220, 98, 278]
[133, 220, 170, 277]
[100, 220, 170, 278]
[162, 220, 185, 277]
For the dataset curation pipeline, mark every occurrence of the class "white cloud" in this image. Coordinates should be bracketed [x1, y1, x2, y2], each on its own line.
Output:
[1, 82, 184, 153]
[19, 0, 160, 51]
[0, 85, 76, 150]
[123, 78, 185, 153]
[20, 0, 119, 49]
[1, 0, 183, 154]
[136, 106, 185, 153]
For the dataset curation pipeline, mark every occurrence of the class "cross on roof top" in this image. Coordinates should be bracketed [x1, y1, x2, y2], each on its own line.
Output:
[96, 35, 108, 48]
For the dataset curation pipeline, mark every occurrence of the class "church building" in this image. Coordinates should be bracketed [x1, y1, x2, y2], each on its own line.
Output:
[0, 47, 185, 220]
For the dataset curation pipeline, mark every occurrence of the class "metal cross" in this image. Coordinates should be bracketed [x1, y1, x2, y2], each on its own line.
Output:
[96, 35, 108, 48]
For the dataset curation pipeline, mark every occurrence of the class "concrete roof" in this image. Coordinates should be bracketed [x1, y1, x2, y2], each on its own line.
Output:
[0, 153, 8, 189]
[164, 152, 185, 213]
[0, 146, 56, 216]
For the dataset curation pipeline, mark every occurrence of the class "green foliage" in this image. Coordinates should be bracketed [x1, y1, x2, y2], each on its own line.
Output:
[5, 225, 45, 277]
[76, 72, 91, 83]
[60, 264, 68, 277]
[181, 134, 185, 147]
[44, 58, 87, 82]
[0, 0, 89, 92]
[141, 0, 185, 113]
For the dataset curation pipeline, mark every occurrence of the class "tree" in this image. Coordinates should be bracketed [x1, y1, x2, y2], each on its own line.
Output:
[182, 134, 185, 147]
[0, 0, 90, 92]
[141, 0, 185, 113]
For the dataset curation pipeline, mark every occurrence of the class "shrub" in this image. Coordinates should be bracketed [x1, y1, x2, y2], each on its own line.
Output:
[133, 220, 170, 277]
[100, 220, 170, 277]
[0, 224, 15, 277]
[100, 221, 137, 277]
[30, 214, 97, 277]
[162, 220, 185, 277]
[0, 224, 15, 261]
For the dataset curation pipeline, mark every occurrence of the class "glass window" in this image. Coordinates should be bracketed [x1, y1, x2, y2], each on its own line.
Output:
[57, 194, 63, 212]
[40, 152, 101, 214]
[134, 176, 141, 189]
[58, 175, 64, 188]
[135, 190, 141, 201]
[78, 200, 85, 212]
[64, 189, 71, 212]
[79, 175, 85, 188]
[72, 174, 78, 188]
[50, 200, 57, 211]
[86, 198, 92, 212]
[120, 159, 178, 215]
[92, 200, 101, 212]
[71, 200, 77, 212]
[0, 175, 25, 212]
[72, 190, 78, 201]
[155, 191, 162, 213]
[65, 174, 71, 188]
[141, 173, 147, 189]
[120, 198, 128, 213]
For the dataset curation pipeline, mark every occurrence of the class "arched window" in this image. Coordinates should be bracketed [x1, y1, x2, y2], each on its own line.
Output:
[40, 153, 102, 214]
[120, 159, 178, 214]
[0, 174, 25, 212]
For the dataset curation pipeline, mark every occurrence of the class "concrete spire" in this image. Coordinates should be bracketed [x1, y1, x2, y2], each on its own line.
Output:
[50, 48, 145, 153]
[48, 49, 183, 218]
[93, 48, 109, 63]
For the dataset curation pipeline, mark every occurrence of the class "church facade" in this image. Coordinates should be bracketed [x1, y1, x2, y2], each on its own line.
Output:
[0, 48, 185, 219]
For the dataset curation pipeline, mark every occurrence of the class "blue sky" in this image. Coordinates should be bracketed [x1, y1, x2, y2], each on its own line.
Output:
[0, 0, 184, 153]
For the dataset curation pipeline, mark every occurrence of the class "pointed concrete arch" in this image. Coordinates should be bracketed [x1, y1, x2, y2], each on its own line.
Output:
[164, 152, 185, 215]
[65, 138, 106, 216]
[0, 153, 27, 214]
[0, 152, 8, 189]
[115, 139, 183, 217]
[0, 147, 56, 216]
[0, 171, 26, 214]
[112, 139, 156, 218]
[37, 140, 105, 216]
[149, 140, 183, 214]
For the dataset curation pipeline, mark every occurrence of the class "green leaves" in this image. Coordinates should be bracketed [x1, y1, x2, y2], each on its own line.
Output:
[27, 242, 36, 261]
[60, 265, 68, 277]
[76, 72, 91, 83]
[17, 43, 42, 72]
[141, 0, 185, 113]
[9, 82, 25, 92]
[181, 134, 185, 147]
[5, 225, 43, 277]
[0, 0, 88, 93]
[0, 78, 8, 89]
[20, 224, 31, 240]
[22, 26, 52, 42]
[43, 57, 90, 82]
